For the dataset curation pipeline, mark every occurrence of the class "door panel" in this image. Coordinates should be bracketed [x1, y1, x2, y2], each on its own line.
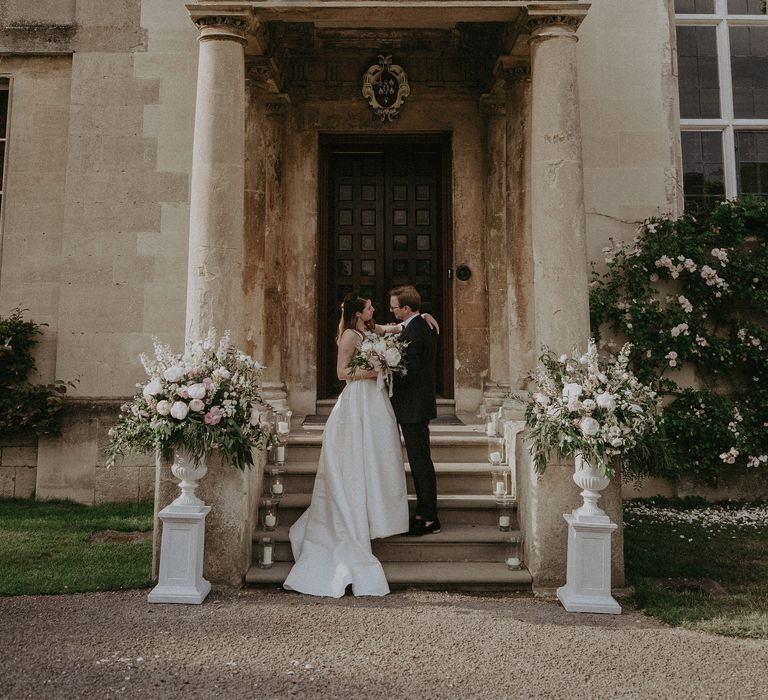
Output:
[321, 141, 451, 399]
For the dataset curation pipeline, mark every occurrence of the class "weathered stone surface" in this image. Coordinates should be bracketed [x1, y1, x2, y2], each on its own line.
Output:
[0, 467, 14, 497]
[14, 467, 37, 498]
[95, 466, 139, 504]
[2, 446, 38, 467]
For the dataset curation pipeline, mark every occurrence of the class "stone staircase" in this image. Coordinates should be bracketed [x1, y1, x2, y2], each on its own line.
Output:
[245, 424, 532, 590]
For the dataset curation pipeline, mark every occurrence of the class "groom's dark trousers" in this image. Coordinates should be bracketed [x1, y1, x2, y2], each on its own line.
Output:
[391, 314, 438, 521]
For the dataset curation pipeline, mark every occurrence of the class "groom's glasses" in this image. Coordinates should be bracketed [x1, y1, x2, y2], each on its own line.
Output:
[390, 305, 401, 310]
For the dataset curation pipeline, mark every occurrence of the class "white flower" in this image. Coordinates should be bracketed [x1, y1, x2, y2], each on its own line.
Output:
[559, 354, 568, 363]
[678, 296, 693, 313]
[142, 379, 163, 399]
[610, 437, 624, 447]
[384, 347, 402, 367]
[582, 399, 596, 411]
[373, 340, 386, 354]
[596, 393, 616, 411]
[533, 392, 550, 406]
[671, 323, 689, 338]
[187, 383, 207, 400]
[170, 401, 189, 420]
[214, 367, 231, 381]
[155, 400, 171, 416]
[711, 247, 729, 264]
[249, 407, 261, 426]
[361, 340, 374, 352]
[163, 365, 186, 383]
[562, 383, 583, 403]
[580, 416, 600, 436]
[189, 398, 205, 412]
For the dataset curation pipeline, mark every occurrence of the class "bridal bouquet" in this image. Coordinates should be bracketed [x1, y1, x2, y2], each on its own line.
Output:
[106, 329, 272, 470]
[348, 331, 409, 395]
[525, 340, 661, 477]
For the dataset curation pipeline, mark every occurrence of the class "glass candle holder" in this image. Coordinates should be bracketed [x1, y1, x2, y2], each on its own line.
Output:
[261, 498, 279, 531]
[275, 408, 292, 440]
[485, 415, 498, 437]
[496, 497, 514, 531]
[487, 436, 505, 466]
[490, 469, 510, 498]
[275, 439, 286, 467]
[270, 468, 285, 498]
[505, 537, 522, 571]
[259, 536, 274, 569]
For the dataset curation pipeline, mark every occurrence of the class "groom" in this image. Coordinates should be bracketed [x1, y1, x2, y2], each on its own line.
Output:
[389, 285, 440, 536]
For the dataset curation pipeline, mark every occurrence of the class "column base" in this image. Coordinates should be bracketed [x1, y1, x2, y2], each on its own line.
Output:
[148, 505, 212, 605]
[262, 381, 289, 411]
[557, 512, 621, 615]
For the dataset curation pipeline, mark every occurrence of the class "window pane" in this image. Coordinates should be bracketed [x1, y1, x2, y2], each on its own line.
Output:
[0, 83, 7, 135]
[677, 26, 721, 118]
[730, 26, 768, 118]
[681, 131, 725, 213]
[736, 131, 768, 198]
[727, 0, 767, 14]
[675, 0, 715, 12]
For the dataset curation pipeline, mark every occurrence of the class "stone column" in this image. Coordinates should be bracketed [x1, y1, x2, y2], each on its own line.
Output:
[480, 92, 511, 411]
[519, 9, 624, 591]
[185, 15, 249, 346]
[154, 11, 262, 588]
[528, 10, 590, 352]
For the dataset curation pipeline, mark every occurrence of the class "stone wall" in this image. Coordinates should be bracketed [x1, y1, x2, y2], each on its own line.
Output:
[0, 432, 37, 498]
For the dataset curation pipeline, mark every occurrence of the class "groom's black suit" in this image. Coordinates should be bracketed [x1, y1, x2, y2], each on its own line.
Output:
[391, 314, 438, 522]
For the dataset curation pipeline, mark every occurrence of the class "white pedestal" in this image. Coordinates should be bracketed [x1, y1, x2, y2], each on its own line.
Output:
[557, 513, 621, 614]
[148, 505, 212, 605]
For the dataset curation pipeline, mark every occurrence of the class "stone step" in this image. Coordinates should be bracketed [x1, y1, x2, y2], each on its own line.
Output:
[261, 494, 515, 528]
[315, 397, 457, 417]
[263, 462, 503, 497]
[279, 431, 494, 465]
[245, 561, 532, 590]
[253, 524, 522, 563]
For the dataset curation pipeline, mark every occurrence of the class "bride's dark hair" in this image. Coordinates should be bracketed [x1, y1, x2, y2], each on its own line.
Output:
[336, 293, 370, 345]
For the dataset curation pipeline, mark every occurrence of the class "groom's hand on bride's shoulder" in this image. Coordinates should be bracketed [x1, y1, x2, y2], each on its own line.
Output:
[422, 313, 440, 335]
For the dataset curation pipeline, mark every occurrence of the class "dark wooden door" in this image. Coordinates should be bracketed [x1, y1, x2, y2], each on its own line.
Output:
[320, 140, 452, 399]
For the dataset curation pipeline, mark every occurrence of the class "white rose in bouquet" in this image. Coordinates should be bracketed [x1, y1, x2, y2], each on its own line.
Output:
[374, 340, 386, 354]
[163, 365, 186, 383]
[582, 398, 596, 411]
[189, 398, 205, 412]
[249, 406, 261, 426]
[214, 366, 231, 380]
[361, 340, 374, 352]
[187, 383, 207, 400]
[155, 400, 171, 416]
[143, 379, 163, 399]
[170, 401, 189, 420]
[580, 416, 600, 436]
[562, 382, 583, 403]
[596, 393, 616, 411]
[384, 347, 402, 367]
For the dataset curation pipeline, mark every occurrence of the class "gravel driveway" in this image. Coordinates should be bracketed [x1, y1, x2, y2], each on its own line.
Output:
[2, 587, 767, 699]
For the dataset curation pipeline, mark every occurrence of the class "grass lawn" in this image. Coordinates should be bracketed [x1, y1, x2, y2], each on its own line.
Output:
[624, 497, 768, 639]
[0, 498, 153, 596]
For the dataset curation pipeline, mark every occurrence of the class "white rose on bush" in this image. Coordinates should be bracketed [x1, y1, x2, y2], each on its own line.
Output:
[596, 393, 616, 411]
[170, 401, 189, 420]
[155, 400, 171, 416]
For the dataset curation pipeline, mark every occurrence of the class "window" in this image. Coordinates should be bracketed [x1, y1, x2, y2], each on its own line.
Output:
[675, 0, 768, 213]
[0, 79, 8, 220]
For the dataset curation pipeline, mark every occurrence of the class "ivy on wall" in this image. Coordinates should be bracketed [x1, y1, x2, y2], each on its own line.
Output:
[590, 198, 768, 483]
[0, 309, 70, 436]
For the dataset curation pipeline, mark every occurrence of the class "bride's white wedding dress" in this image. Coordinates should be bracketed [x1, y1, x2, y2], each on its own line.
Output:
[283, 375, 409, 597]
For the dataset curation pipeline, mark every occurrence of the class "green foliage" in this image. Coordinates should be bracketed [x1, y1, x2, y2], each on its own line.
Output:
[0, 308, 71, 436]
[0, 498, 153, 595]
[590, 199, 768, 482]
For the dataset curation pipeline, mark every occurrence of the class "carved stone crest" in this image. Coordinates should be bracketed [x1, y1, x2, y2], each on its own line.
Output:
[362, 55, 410, 122]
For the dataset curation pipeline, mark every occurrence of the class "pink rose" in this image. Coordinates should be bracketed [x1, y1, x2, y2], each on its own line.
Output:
[204, 406, 224, 425]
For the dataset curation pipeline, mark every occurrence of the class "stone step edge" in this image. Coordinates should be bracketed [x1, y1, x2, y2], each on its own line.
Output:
[270, 462, 504, 475]
[266, 494, 518, 509]
[245, 561, 532, 586]
[284, 432, 498, 446]
[253, 524, 522, 544]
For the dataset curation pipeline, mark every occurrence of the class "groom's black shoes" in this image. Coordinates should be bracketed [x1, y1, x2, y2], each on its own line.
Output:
[407, 517, 441, 536]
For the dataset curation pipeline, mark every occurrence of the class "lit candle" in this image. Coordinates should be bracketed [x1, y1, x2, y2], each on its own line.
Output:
[489, 451, 502, 465]
[264, 513, 276, 528]
[498, 515, 511, 528]
[271, 482, 284, 495]
[506, 556, 520, 570]
[277, 421, 289, 434]
[494, 480, 506, 496]
[262, 544, 273, 566]
[277, 445, 286, 462]
[486, 421, 495, 436]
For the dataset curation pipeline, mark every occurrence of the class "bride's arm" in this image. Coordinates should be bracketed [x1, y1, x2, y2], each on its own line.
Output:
[337, 330, 377, 381]
[373, 322, 403, 335]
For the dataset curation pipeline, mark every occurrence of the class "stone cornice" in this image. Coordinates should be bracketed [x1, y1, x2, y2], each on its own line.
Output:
[524, 6, 589, 36]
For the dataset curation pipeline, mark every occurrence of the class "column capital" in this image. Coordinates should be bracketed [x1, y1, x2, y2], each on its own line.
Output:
[187, 5, 252, 44]
[525, 7, 589, 41]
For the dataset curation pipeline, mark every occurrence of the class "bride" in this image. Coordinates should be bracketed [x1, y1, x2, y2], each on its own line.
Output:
[283, 294, 434, 597]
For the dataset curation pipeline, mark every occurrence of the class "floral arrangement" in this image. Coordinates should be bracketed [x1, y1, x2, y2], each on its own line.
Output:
[106, 329, 272, 470]
[348, 332, 408, 394]
[590, 198, 767, 482]
[525, 340, 661, 477]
